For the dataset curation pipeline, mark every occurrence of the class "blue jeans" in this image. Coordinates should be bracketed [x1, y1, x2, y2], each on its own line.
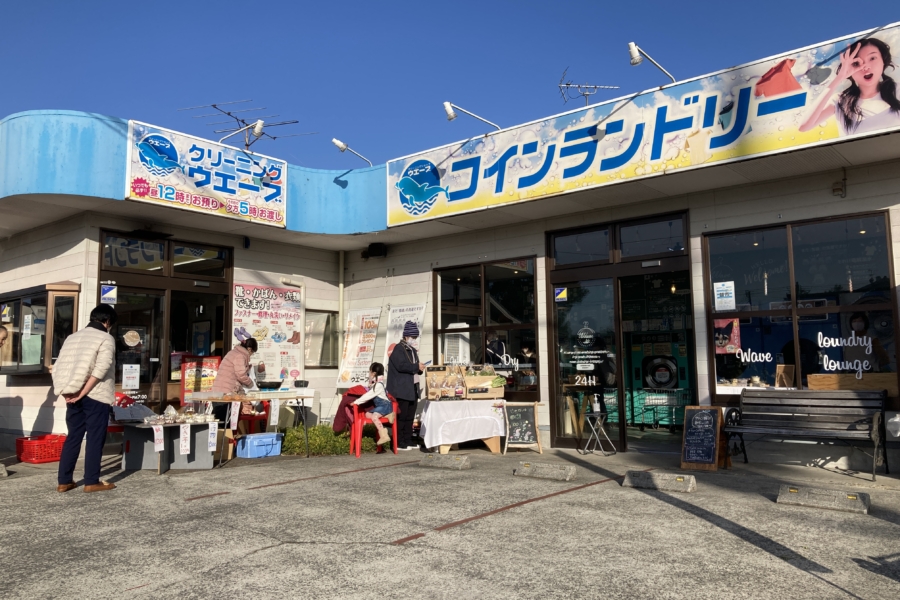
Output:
[368, 397, 393, 417]
[57, 396, 109, 486]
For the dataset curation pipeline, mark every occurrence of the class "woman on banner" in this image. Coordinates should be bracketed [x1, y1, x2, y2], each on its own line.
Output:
[801, 37, 900, 136]
[387, 321, 424, 451]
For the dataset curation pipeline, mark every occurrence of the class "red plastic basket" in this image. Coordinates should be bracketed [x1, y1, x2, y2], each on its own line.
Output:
[16, 434, 67, 464]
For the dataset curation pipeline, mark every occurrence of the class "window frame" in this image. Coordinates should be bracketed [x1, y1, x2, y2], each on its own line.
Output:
[304, 309, 340, 369]
[100, 230, 232, 282]
[433, 257, 539, 400]
[702, 211, 898, 404]
[0, 283, 80, 374]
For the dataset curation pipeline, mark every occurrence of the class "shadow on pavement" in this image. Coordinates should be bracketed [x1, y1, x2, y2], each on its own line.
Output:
[851, 552, 900, 584]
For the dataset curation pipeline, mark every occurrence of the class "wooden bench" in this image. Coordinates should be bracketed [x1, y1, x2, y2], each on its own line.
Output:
[724, 389, 890, 481]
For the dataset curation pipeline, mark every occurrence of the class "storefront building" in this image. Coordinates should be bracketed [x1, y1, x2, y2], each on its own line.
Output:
[2, 24, 900, 465]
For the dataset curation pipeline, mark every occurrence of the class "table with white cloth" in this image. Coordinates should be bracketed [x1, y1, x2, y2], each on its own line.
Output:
[420, 400, 506, 454]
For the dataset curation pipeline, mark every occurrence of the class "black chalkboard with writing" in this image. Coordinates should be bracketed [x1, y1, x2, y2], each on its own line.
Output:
[681, 407, 720, 470]
[506, 404, 538, 445]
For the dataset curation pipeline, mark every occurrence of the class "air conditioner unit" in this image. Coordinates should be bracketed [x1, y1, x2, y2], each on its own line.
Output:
[443, 322, 470, 365]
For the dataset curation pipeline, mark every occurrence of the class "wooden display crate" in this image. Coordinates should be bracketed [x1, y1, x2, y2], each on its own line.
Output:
[806, 373, 898, 397]
[425, 365, 466, 400]
[465, 375, 506, 399]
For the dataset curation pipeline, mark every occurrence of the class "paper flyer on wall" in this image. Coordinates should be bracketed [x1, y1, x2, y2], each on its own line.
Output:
[382, 304, 426, 364]
[232, 283, 303, 385]
[336, 308, 381, 387]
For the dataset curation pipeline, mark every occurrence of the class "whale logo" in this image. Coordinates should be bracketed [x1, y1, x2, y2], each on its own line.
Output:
[137, 134, 183, 177]
[396, 159, 446, 216]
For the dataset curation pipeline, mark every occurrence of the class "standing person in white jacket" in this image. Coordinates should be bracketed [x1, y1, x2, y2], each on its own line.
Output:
[52, 304, 118, 493]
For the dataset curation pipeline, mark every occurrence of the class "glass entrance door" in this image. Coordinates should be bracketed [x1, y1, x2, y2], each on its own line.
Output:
[619, 271, 694, 447]
[554, 279, 621, 449]
[113, 289, 166, 412]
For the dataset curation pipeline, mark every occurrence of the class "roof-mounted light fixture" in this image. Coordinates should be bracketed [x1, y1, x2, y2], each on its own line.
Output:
[443, 102, 500, 131]
[331, 138, 372, 167]
[627, 42, 675, 84]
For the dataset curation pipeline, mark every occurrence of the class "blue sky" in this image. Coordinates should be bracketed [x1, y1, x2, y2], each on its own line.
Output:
[1, 2, 897, 169]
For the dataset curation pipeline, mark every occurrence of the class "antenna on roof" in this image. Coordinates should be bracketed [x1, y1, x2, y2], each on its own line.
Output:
[558, 68, 619, 106]
[178, 100, 318, 150]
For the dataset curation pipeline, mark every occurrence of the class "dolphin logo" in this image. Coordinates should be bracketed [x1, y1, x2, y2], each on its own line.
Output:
[395, 176, 447, 206]
[137, 140, 183, 176]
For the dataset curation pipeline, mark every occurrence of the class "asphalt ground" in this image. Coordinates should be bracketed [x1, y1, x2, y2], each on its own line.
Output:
[1, 445, 899, 599]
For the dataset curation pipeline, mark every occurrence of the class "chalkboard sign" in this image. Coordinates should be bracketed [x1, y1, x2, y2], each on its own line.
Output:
[680, 407, 721, 471]
[503, 402, 543, 454]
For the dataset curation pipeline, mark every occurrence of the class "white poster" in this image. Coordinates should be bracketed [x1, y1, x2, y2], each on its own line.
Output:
[122, 364, 140, 390]
[304, 312, 330, 367]
[152, 425, 164, 453]
[714, 281, 736, 312]
[269, 399, 280, 427]
[383, 304, 427, 364]
[336, 308, 381, 387]
[207, 422, 218, 451]
[179, 424, 191, 455]
[22, 314, 32, 340]
[230, 401, 240, 430]
[232, 283, 303, 386]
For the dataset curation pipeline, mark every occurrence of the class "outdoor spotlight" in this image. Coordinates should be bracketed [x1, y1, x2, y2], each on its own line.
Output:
[252, 119, 265, 138]
[628, 42, 643, 66]
[332, 138, 349, 152]
[443, 101, 458, 121]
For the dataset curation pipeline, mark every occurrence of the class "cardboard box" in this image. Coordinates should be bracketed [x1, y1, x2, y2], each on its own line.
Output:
[215, 428, 235, 461]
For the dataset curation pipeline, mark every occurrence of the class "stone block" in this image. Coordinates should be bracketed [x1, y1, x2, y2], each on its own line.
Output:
[0, 463, 7, 478]
[419, 454, 471, 470]
[776, 484, 870, 514]
[622, 471, 696, 493]
[514, 461, 576, 481]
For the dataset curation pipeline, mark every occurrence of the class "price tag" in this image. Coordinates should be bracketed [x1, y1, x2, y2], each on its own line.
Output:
[208, 422, 218, 451]
[152, 425, 164, 452]
[269, 399, 280, 427]
[180, 424, 191, 455]
[230, 402, 240, 430]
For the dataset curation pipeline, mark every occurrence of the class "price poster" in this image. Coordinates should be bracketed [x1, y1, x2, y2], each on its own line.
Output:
[122, 364, 140, 390]
[208, 422, 218, 451]
[152, 425, 164, 453]
[230, 402, 240, 430]
[179, 424, 191, 455]
[232, 283, 303, 384]
[269, 399, 280, 427]
[336, 308, 381, 387]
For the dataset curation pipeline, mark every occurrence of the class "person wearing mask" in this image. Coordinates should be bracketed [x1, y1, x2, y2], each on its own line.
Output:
[387, 321, 424, 451]
[53, 304, 118, 493]
[210, 338, 259, 423]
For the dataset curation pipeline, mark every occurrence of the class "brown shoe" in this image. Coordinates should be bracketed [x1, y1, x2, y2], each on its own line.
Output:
[57, 483, 77, 493]
[83, 482, 116, 493]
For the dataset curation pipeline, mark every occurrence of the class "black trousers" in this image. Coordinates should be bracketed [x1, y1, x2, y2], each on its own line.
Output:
[58, 396, 109, 485]
[396, 398, 417, 448]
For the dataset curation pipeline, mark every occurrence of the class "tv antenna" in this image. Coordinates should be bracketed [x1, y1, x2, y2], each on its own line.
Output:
[178, 100, 318, 150]
[558, 68, 619, 106]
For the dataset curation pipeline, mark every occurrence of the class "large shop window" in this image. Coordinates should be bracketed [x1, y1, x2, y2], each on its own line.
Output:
[436, 259, 538, 396]
[706, 214, 897, 398]
[0, 284, 80, 374]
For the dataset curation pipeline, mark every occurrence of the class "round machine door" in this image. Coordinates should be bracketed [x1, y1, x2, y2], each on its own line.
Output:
[642, 356, 678, 389]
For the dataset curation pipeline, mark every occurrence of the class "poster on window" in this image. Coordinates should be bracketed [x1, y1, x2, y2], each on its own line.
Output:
[232, 283, 303, 385]
[382, 304, 426, 364]
[336, 308, 381, 387]
[714, 319, 741, 354]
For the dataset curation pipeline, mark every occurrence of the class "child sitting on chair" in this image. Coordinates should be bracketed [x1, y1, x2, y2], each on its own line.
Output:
[353, 362, 394, 447]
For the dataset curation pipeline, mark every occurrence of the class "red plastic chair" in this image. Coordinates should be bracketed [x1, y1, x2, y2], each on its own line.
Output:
[349, 400, 399, 458]
[238, 400, 270, 435]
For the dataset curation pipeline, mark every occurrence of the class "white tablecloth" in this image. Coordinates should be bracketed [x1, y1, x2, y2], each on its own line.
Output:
[420, 400, 506, 449]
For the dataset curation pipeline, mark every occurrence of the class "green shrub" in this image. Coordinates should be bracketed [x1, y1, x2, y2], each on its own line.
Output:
[281, 424, 379, 456]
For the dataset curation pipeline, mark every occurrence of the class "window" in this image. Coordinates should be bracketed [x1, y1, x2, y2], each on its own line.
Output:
[550, 215, 687, 268]
[620, 218, 684, 258]
[305, 311, 340, 368]
[553, 228, 610, 265]
[436, 258, 538, 396]
[0, 284, 80, 373]
[173, 243, 228, 278]
[101, 232, 230, 280]
[706, 214, 896, 397]
[103, 236, 165, 273]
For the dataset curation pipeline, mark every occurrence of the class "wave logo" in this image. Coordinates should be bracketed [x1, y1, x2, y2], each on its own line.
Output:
[137, 134, 183, 177]
[395, 160, 447, 216]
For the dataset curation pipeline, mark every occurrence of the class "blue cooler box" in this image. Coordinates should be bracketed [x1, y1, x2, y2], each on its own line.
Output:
[237, 433, 284, 458]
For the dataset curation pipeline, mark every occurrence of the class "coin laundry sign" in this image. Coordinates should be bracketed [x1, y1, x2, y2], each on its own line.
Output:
[125, 121, 288, 227]
[386, 23, 900, 226]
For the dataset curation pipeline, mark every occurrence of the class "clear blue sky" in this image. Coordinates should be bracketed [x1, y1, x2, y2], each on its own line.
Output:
[1, 2, 897, 169]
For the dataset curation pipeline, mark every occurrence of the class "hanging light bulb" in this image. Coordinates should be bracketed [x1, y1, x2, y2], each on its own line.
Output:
[671, 282, 676, 294]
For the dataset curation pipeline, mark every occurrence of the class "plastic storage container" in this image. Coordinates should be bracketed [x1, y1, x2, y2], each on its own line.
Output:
[236, 433, 283, 458]
[16, 434, 67, 464]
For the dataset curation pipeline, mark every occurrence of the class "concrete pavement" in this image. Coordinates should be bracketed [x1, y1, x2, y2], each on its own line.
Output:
[1, 444, 899, 599]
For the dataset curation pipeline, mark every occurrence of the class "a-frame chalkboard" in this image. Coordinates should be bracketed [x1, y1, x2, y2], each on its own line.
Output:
[503, 402, 543, 455]
[680, 406, 722, 471]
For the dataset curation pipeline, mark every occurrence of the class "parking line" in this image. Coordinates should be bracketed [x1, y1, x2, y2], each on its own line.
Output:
[184, 491, 232, 502]
[393, 471, 647, 545]
[245, 460, 419, 490]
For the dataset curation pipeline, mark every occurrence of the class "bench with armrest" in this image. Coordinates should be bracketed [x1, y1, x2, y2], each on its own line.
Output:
[724, 389, 890, 481]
